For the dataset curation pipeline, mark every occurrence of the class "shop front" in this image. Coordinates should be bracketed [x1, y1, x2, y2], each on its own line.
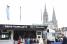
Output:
[0, 24, 47, 44]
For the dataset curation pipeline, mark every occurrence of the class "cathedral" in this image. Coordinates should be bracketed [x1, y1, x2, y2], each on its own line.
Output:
[43, 5, 58, 30]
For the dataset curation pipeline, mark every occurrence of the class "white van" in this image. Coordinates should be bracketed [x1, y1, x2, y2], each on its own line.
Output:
[47, 33, 55, 41]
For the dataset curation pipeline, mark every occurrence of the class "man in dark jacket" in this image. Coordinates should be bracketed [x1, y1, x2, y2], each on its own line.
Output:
[47, 39, 51, 44]
[62, 36, 67, 44]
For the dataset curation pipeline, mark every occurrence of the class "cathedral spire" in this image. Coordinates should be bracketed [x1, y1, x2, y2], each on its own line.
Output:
[45, 4, 47, 13]
[52, 8, 58, 28]
[52, 8, 56, 21]
[43, 4, 48, 25]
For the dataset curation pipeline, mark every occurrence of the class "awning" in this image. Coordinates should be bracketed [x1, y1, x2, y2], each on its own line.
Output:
[0, 24, 47, 31]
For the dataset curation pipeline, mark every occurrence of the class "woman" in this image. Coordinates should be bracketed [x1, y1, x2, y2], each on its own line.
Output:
[18, 36, 22, 44]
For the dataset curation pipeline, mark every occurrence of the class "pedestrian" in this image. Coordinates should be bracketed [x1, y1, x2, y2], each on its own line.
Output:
[18, 36, 21, 44]
[47, 39, 51, 44]
[62, 36, 67, 44]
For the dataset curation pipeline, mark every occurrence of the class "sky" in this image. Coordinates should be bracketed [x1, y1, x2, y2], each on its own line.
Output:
[0, 0, 67, 28]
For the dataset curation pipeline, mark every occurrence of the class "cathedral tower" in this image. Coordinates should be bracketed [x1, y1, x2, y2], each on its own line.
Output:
[43, 5, 48, 26]
[52, 8, 58, 28]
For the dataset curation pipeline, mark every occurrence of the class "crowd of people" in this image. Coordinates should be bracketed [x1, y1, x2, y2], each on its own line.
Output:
[17, 36, 39, 44]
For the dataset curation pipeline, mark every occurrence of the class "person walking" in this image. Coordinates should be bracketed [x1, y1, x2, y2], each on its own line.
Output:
[18, 36, 22, 44]
[62, 36, 67, 44]
[18, 38, 21, 44]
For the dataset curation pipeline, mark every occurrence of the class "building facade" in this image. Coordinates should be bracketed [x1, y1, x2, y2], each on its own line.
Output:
[0, 24, 47, 44]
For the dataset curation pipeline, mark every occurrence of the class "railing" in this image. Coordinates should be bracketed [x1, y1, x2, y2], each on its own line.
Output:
[29, 42, 39, 44]
[14, 41, 45, 44]
[19, 42, 39, 44]
[51, 42, 62, 44]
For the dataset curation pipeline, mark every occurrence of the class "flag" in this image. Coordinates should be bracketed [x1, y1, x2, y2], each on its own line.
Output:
[20, 6, 21, 21]
[6, 5, 10, 20]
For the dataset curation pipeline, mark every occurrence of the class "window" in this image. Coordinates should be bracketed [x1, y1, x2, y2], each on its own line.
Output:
[37, 32, 41, 35]
[38, 36, 40, 38]
[0, 31, 11, 40]
[52, 33, 55, 36]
